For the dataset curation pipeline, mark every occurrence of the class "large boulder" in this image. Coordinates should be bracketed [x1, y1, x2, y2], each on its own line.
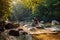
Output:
[9, 30, 19, 36]
[5, 23, 14, 29]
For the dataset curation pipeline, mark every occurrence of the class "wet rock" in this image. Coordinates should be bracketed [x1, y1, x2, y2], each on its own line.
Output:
[51, 20, 60, 25]
[5, 23, 14, 29]
[9, 30, 19, 36]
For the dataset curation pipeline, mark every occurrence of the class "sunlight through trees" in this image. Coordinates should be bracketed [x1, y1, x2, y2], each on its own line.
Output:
[18, 0, 45, 14]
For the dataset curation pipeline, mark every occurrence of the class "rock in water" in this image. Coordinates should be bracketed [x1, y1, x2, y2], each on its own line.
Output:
[9, 30, 19, 36]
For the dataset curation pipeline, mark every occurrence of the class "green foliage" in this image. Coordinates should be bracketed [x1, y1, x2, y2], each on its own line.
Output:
[18, 0, 44, 14]
[35, 0, 60, 22]
[10, 0, 60, 22]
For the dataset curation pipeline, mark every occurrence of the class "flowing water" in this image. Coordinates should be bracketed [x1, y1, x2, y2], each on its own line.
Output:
[15, 32, 60, 40]
[18, 25, 60, 40]
[0, 25, 60, 40]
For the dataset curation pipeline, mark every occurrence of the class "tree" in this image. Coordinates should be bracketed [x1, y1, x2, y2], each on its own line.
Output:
[0, 0, 12, 21]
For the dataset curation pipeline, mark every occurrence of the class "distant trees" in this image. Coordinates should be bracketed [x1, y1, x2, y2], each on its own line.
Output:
[18, 0, 44, 14]
[10, 0, 45, 21]
[9, 0, 60, 22]
[35, 0, 60, 22]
